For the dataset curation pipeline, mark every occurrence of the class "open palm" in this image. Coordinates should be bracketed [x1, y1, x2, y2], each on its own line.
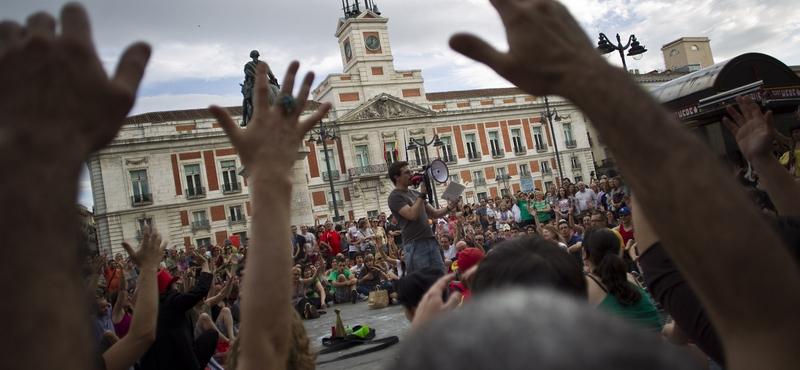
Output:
[723, 96, 774, 162]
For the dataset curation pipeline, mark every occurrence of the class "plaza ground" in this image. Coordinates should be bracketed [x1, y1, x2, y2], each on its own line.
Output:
[304, 300, 409, 370]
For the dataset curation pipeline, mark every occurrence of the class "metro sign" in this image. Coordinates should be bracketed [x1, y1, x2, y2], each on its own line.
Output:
[675, 105, 699, 118]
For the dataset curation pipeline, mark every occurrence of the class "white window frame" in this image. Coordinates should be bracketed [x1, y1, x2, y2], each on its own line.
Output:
[511, 129, 524, 153]
[355, 145, 370, 168]
[183, 163, 204, 196]
[465, 133, 479, 159]
[488, 131, 502, 156]
[532, 126, 545, 149]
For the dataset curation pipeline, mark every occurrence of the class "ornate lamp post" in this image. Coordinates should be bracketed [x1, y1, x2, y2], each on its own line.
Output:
[596, 33, 647, 72]
[541, 96, 565, 185]
[307, 121, 342, 222]
[406, 135, 444, 208]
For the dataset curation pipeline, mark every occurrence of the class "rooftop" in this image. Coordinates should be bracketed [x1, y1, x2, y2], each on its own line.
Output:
[123, 101, 323, 125]
[426, 87, 526, 101]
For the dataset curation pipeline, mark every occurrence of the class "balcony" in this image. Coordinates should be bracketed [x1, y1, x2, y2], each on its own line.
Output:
[513, 145, 527, 155]
[322, 170, 340, 181]
[467, 151, 482, 162]
[542, 168, 553, 175]
[565, 139, 577, 148]
[441, 154, 457, 164]
[131, 193, 153, 207]
[228, 216, 246, 226]
[491, 148, 505, 158]
[221, 182, 242, 194]
[536, 143, 548, 152]
[191, 220, 210, 231]
[519, 171, 532, 178]
[328, 200, 345, 209]
[348, 164, 388, 178]
[186, 187, 205, 199]
[473, 178, 487, 186]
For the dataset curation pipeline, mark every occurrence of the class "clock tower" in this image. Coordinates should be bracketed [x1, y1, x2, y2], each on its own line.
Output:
[312, 1, 427, 116]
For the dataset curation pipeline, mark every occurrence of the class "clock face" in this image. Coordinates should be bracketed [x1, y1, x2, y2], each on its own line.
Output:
[344, 42, 352, 59]
[365, 35, 380, 51]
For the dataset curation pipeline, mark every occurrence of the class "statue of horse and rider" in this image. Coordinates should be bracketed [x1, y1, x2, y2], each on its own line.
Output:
[240, 50, 281, 127]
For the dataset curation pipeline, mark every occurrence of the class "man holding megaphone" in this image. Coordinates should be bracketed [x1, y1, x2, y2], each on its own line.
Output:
[388, 161, 457, 274]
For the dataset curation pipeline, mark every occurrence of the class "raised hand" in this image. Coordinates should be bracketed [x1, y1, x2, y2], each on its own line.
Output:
[0, 3, 150, 162]
[210, 62, 331, 179]
[121, 226, 167, 269]
[723, 95, 775, 162]
[448, 0, 600, 98]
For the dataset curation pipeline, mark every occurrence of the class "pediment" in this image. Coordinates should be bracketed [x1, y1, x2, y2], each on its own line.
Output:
[338, 93, 435, 122]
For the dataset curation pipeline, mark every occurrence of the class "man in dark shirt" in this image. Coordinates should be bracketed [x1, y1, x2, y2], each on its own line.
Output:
[140, 250, 217, 370]
[387, 161, 455, 274]
[386, 214, 403, 252]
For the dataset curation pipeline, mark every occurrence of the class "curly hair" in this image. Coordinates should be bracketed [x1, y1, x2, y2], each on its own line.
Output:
[226, 310, 316, 370]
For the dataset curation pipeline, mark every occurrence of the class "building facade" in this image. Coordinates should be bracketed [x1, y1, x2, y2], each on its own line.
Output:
[89, 8, 596, 252]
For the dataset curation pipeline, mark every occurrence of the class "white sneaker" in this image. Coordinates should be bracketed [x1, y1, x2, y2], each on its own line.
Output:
[359, 294, 369, 301]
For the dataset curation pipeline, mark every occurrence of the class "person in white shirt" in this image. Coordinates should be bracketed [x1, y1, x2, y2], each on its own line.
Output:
[573, 182, 597, 216]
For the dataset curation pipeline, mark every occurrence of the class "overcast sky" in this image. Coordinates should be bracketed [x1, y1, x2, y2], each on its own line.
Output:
[6, 0, 796, 208]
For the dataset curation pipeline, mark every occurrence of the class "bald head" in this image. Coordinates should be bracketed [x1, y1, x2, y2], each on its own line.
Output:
[455, 241, 468, 252]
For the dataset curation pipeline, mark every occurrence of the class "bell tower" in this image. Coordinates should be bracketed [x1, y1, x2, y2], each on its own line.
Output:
[312, 1, 426, 116]
[335, 1, 394, 76]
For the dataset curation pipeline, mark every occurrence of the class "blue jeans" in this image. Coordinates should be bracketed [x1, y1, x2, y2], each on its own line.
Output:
[403, 238, 446, 275]
[356, 282, 393, 296]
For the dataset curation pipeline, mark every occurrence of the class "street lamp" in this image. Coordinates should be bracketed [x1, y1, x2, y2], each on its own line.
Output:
[307, 120, 342, 222]
[541, 96, 565, 186]
[495, 173, 511, 192]
[597, 33, 647, 72]
[406, 134, 444, 207]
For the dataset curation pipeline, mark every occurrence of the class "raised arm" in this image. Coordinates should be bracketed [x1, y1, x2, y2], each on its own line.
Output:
[723, 96, 800, 217]
[449, 1, 800, 368]
[0, 5, 150, 370]
[210, 61, 330, 370]
[111, 267, 128, 324]
[103, 226, 165, 370]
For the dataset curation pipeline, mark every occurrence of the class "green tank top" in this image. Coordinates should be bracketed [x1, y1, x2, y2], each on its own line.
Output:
[596, 281, 662, 331]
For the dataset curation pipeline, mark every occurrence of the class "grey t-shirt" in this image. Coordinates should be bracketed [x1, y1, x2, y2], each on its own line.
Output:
[388, 189, 434, 245]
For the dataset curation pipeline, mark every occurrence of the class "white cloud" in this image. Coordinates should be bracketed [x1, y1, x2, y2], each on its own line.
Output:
[130, 93, 242, 115]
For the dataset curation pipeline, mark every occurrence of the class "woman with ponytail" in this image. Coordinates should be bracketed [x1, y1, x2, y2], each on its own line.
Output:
[582, 226, 661, 331]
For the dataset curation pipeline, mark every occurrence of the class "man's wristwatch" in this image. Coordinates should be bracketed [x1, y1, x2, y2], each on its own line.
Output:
[418, 193, 427, 200]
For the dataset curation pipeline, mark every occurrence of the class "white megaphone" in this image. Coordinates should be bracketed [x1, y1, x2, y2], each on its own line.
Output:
[421, 159, 449, 204]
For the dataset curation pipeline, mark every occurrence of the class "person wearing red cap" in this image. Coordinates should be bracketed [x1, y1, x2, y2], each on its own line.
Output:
[448, 248, 486, 302]
[140, 248, 217, 369]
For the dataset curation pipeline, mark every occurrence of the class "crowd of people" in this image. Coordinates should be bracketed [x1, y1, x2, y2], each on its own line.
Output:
[4, 1, 800, 370]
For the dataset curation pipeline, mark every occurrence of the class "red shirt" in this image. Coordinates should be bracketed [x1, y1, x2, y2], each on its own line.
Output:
[320, 230, 341, 256]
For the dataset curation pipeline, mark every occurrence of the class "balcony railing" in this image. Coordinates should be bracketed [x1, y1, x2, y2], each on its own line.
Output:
[513, 145, 527, 155]
[491, 148, 505, 158]
[322, 170, 340, 181]
[221, 182, 242, 194]
[228, 216, 246, 226]
[348, 163, 388, 178]
[519, 171, 532, 178]
[542, 168, 553, 175]
[441, 154, 457, 164]
[536, 143, 548, 152]
[474, 178, 487, 186]
[191, 220, 210, 231]
[131, 193, 153, 206]
[328, 200, 345, 209]
[467, 151, 481, 161]
[565, 139, 577, 148]
[186, 187, 205, 199]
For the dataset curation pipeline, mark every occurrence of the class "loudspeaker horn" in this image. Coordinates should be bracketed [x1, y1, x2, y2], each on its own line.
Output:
[427, 159, 449, 183]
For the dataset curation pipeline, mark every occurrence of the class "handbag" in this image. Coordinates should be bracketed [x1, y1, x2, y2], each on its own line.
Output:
[368, 286, 389, 309]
